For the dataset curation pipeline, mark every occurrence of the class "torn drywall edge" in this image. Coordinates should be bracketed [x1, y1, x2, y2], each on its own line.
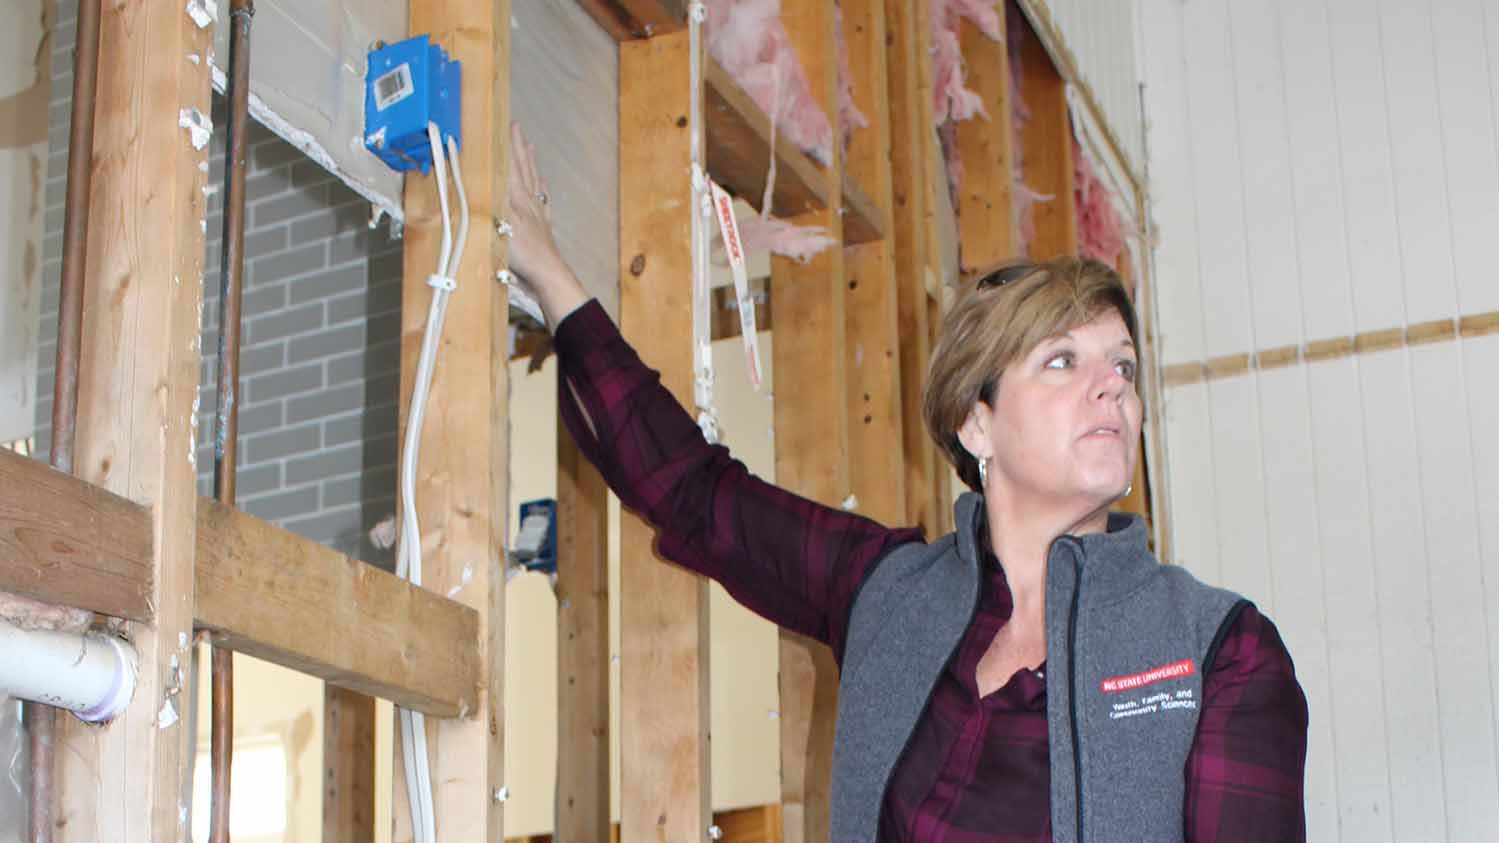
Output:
[210, 64, 403, 224]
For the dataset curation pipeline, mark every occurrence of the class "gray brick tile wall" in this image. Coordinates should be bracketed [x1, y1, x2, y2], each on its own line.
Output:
[35, 0, 403, 564]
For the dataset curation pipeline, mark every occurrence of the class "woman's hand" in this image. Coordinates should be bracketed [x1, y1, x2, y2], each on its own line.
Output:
[505, 122, 588, 327]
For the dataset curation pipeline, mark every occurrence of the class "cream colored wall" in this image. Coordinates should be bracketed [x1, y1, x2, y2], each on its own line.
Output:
[192, 651, 324, 843]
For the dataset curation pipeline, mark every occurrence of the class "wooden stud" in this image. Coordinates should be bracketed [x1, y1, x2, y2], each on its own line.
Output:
[54, 1, 211, 838]
[887, 0, 939, 536]
[955, 11, 1019, 272]
[0, 448, 153, 622]
[769, 0, 850, 840]
[324, 686, 377, 843]
[393, 0, 510, 838]
[555, 416, 610, 843]
[841, 0, 905, 528]
[1013, 10, 1077, 259]
[617, 30, 712, 843]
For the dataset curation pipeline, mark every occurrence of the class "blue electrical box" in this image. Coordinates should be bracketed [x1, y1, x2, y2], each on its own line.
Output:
[364, 35, 462, 173]
[514, 498, 558, 574]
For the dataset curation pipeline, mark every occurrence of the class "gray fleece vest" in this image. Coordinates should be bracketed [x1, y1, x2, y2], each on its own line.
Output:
[830, 493, 1246, 843]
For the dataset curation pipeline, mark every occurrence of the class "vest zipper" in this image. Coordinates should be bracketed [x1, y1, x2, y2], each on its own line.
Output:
[872, 545, 986, 829]
[1067, 547, 1084, 843]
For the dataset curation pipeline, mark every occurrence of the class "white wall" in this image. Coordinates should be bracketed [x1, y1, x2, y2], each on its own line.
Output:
[0, 0, 47, 444]
[1141, 0, 1499, 839]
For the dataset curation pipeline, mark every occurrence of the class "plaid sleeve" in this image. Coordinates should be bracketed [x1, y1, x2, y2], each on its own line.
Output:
[1185, 605, 1310, 842]
[552, 300, 922, 656]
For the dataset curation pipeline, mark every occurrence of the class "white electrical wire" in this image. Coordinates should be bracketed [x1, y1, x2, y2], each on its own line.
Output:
[687, 0, 720, 444]
[396, 121, 467, 843]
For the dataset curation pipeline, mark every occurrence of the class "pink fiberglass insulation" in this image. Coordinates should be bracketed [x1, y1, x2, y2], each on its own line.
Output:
[931, 0, 1002, 125]
[733, 214, 840, 263]
[1073, 137, 1127, 265]
[705, 0, 868, 166]
[704, 0, 866, 263]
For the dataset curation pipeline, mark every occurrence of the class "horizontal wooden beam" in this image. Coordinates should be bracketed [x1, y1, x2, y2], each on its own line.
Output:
[0, 447, 153, 622]
[704, 58, 885, 244]
[194, 498, 480, 717]
[705, 57, 829, 217]
[0, 451, 480, 717]
[841, 173, 888, 244]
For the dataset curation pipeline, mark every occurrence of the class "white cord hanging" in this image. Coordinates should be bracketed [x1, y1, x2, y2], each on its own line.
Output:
[687, 0, 720, 444]
[395, 122, 469, 843]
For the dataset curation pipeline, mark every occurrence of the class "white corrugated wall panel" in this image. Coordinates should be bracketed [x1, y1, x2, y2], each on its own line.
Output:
[1142, 0, 1499, 836]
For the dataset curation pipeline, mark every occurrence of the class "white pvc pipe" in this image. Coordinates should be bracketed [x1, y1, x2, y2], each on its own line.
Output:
[0, 620, 137, 722]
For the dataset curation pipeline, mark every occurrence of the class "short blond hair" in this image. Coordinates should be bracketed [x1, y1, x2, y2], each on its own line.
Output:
[922, 257, 1140, 492]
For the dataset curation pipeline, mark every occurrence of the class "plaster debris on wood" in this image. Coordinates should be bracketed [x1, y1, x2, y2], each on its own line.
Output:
[186, 0, 217, 29]
[178, 108, 212, 151]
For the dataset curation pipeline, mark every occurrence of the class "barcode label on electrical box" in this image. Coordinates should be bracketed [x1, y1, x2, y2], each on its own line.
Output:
[374, 64, 414, 111]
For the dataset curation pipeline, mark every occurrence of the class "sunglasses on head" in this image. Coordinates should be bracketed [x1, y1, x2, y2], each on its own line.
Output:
[975, 263, 1037, 290]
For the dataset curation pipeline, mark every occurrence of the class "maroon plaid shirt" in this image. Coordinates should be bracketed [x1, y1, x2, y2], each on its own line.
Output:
[556, 300, 1308, 842]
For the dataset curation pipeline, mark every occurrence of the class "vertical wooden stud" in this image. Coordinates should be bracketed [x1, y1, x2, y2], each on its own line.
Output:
[770, 1, 850, 841]
[394, 0, 510, 839]
[842, 0, 907, 528]
[617, 29, 713, 843]
[55, 1, 211, 839]
[555, 417, 610, 842]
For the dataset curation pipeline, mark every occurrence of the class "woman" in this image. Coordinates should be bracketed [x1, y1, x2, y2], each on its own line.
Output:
[503, 124, 1308, 843]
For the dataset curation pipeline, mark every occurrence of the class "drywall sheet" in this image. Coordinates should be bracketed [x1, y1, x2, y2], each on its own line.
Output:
[0, 0, 47, 445]
[212, 0, 407, 223]
[510, 0, 621, 318]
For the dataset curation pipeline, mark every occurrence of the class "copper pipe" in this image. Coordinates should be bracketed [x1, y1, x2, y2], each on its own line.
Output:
[209, 2, 255, 841]
[30, 1, 105, 840]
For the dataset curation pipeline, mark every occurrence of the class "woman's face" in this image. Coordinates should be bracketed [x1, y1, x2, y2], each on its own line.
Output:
[960, 310, 1142, 513]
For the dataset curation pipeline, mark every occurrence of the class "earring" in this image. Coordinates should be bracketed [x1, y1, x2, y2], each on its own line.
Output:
[1123, 483, 1133, 497]
[978, 456, 988, 489]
